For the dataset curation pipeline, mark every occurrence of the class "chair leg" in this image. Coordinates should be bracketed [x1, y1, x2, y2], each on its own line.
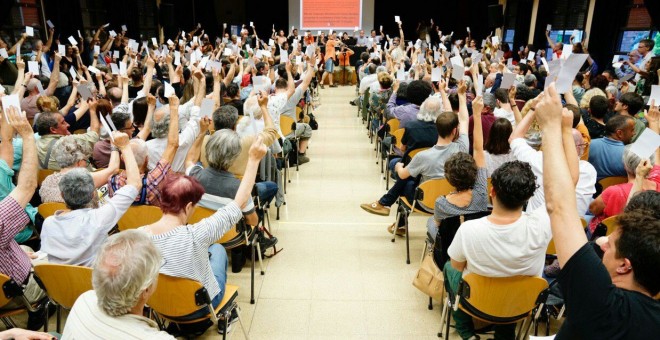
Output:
[256, 243, 265, 275]
[428, 296, 433, 310]
[1, 317, 16, 328]
[295, 139, 299, 172]
[405, 213, 410, 264]
[276, 206, 280, 220]
[42, 300, 49, 332]
[56, 304, 62, 333]
[251, 242, 255, 304]
[235, 304, 250, 340]
[438, 297, 449, 337]
[391, 206, 401, 242]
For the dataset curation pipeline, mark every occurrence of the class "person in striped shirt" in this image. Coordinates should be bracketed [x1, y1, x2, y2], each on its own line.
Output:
[139, 135, 267, 335]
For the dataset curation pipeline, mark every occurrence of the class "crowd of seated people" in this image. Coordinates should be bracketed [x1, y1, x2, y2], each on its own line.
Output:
[0, 15, 658, 339]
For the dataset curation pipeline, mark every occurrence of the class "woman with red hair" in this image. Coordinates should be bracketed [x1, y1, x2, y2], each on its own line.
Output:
[138, 137, 266, 334]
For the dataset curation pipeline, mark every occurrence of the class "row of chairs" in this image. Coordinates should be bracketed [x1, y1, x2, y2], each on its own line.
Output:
[0, 265, 247, 339]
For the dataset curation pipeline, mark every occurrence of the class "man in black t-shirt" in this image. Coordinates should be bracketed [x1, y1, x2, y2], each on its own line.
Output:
[536, 83, 660, 339]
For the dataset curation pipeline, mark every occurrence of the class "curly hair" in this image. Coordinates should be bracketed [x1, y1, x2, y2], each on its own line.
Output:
[444, 152, 478, 192]
[624, 191, 660, 219]
[616, 211, 660, 296]
[491, 161, 538, 210]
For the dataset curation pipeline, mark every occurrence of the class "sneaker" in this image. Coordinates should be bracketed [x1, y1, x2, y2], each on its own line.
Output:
[329, 84, 338, 87]
[350, 100, 357, 106]
[320, 84, 325, 89]
[297, 154, 310, 164]
[387, 223, 406, 236]
[217, 309, 239, 335]
[360, 201, 391, 216]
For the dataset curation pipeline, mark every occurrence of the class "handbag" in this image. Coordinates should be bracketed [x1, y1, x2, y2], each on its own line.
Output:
[412, 245, 444, 300]
[308, 113, 319, 130]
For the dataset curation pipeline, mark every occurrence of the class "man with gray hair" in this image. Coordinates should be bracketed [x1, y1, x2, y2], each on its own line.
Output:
[40, 131, 142, 266]
[62, 230, 175, 339]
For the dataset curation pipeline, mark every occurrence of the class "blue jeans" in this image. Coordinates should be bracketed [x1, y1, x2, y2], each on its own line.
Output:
[180, 244, 227, 320]
[256, 181, 278, 205]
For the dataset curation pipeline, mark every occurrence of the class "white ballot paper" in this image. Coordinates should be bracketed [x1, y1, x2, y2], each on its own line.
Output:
[200, 98, 215, 118]
[527, 51, 536, 61]
[94, 45, 100, 55]
[28, 61, 40, 75]
[164, 82, 175, 98]
[121, 25, 127, 32]
[305, 45, 315, 57]
[87, 66, 101, 74]
[492, 36, 500, 46]
[0, 49, 8, 59]
[99, 114, 115, 142]
[562, 44, 572, 59]
[280, 50, 289, 63]
[495, 50, 503, 62]
[113, 50, 119, 59]
[648, 85, 660, 105]
[450, 56, 464, 81]
[77, 84, 93, 101]
[552, 53, 589, 93]
[109, 30, 117, 38]
[629, 128, 660, 159]
[110, 63, 119, 75]
[47, 20, 54, 28]
[26, 26, 34, 37]
[69, 67, 78, 80]
[397, 68, 406, 81]
[431, 67, 442, 82]
[68, 36, 78, 46]
[1, 94, 21, 124]
[174, 51, 181, 65]
[475, 74, 484, 95]
[198, 56, 209, 69]
[395, 16, 400, 23]
[500, 73, 516, 90]
[119, 61, 127, 76]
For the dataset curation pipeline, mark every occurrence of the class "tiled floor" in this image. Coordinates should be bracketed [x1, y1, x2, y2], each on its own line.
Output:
[2, 85, 561, 339]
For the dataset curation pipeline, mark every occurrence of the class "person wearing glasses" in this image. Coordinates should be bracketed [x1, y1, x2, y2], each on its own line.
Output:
[615, 50, 640, 83]
[40, 131, 142, 266]
[627, 38, 655, 82]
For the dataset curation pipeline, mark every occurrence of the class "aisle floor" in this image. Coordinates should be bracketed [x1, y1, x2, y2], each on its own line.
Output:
[201, 85, 452, 339]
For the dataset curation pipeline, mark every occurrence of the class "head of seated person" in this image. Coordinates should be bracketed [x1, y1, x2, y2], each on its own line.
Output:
[445, 152, 478, 192]
[212, 105, 239, 131]
[435, 111, 459, 141]
[407, 80, 433, 106]
[35, 111, 71, 136]
[622, 146, 655, 180]
[54, 136, 93, 170]
[366, 63, 377, 76]
[151, 107, 171, 139]
[490, 161, 537, 211]
[112, 106, 136, 137]
[485, 118, 512, 155]
[107, 87, 122, 107]
[128, 139, 149, 172]
[131, 97, 148, 129]
[206, 129, 241, 172]
[377, 72, 393, 90]
[159, 174, 205, 220]
[605, 114, 635, 144]
[600, 211, 660, 298]
[418, 96, 442, 123]
[59, 168, 96, 210]
[274, 78, 288, 92]
[93, 230, 161, 317]
[625, 191, 660, 218]
[396, 82, 409, 105]
[36, 96, 59, 113]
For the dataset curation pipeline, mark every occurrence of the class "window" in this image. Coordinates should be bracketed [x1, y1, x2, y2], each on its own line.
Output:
[503, 29, 515, 44]
[616, 0, 655, 53]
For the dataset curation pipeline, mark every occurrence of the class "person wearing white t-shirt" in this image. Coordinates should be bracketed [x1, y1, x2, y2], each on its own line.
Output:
[509, 102, 596, 216]
[629, 38, 655, 82]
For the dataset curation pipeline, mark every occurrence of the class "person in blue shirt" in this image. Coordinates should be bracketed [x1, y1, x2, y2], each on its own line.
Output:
[588, 115, 635, 180]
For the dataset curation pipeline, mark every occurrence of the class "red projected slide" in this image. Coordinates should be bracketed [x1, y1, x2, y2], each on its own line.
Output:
[301, 0, 362, 29]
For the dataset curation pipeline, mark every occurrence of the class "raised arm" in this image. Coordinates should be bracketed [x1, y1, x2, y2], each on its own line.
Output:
[44, 52, 61, 96]
[561, 106, 580, 186]
[536, 83, 585, 267]
[285, 62, 295, 98]
[114, 131, 142, 190]
[223, 56, 236, 88]
[136, 94, 156, 141]
[91, 147, 119, 187]
[142, 56, 155, 96]
[161, 96, 180, 163]
[456, 80, 469, 135]
[87, 97, 101, 134]
[471, 96, 486, 168]
[508, 86, 523, 124]
[6, 107, 37, 208]
[0, 106, 15, 166]
[234, 136, 266, 209]
[12, 59, 26, 95]
[120, 75, 129, 103]
[59, 82, 79, 115]
[184, 116, 211, 170]
[545, 30, 557, 51]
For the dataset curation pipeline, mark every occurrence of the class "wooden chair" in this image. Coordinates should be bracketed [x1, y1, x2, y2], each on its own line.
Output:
[394, 178, 455, 264]
[359, 87, 370, 122]
[147, 275, 248, 340]
[37, 169, 56, 187]
[188, 206, 262, 304]
[0, 274, 43, 329]
[32, 264, 93, 332]
[38, 202, 67, 219]
[598, 176, 628, 191]
[117, 205, 163, 231]
[439, 273, 549, 340]
[378, 119, 402, 174]
[601, 215, 619, 236]
[279, 115, 299, 172]
[385, 128, 405, 190]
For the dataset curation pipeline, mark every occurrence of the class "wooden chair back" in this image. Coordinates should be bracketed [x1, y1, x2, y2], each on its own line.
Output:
[598, 176, 628, 191]
[33, 264, 92, 309]
[458, 273, 548, 324]
[38, 202, 67, 219]
[405, 178, 455, 214]
[117, 205, 163, 231]
[602, 215, 619, 236]
[386, 119, 400, 133]
[391, 128, 405, 150]
[407, 147, 430, 160]
[279, 115, 296, 136]
[38, 169, 56, 186]
[188, 206, 255, 249]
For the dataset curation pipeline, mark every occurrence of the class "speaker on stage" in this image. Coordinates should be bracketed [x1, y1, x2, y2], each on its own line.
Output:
[159, 3, 175, 27]
[487, 4, 504, 28]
